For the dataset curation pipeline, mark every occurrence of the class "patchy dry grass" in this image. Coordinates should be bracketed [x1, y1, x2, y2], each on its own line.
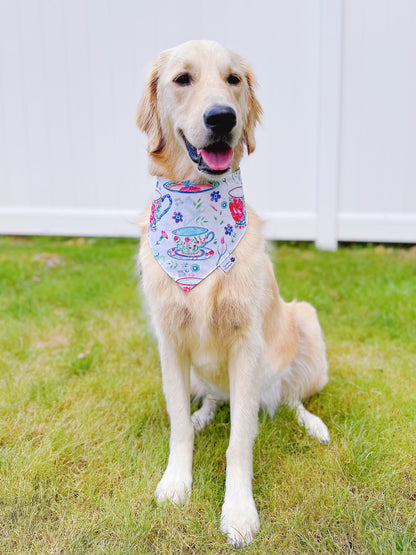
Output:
[0, 236, 415, 554]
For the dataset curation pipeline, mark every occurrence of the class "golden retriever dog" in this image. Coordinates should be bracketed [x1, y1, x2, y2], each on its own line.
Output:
[136, 40, 329, 548]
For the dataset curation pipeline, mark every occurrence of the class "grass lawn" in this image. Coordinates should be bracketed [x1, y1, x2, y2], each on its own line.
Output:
[0, 236, 415, 554]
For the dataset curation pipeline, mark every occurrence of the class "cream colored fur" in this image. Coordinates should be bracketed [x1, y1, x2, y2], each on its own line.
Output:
[137, 40, 329, 549]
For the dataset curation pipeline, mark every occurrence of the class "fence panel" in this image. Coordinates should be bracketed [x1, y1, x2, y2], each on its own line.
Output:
[0, 0, 415, 245]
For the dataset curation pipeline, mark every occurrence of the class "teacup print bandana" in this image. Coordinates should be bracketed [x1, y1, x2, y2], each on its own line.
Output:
[148, 169, 247, 292]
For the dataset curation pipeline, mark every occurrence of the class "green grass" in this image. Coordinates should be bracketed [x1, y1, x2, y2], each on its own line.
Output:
[0, 236, 415, 554]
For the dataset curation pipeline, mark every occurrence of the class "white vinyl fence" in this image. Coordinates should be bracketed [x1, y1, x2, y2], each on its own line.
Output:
[1, 0, 415, 248]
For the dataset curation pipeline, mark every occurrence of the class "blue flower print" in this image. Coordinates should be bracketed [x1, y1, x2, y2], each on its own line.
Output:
[221, 201, 227, 209]
[224, 224, 233, 236]
[191, 264, 200, 272]
[210, 191, 221, 202]
[172, 212, 183, 223]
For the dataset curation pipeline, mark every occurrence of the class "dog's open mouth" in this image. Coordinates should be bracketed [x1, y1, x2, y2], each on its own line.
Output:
[182, 134, 233, 174]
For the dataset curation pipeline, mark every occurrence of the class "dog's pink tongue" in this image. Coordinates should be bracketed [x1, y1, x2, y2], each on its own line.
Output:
[200, 148, 233, 171]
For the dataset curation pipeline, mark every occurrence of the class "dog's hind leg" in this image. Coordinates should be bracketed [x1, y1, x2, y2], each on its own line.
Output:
[191, 396, 219, 432]
[293, 401, 330, 444]
[280, 300, 330, 444]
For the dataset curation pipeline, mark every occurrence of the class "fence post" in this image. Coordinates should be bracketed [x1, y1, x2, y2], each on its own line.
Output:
[315, 0, 343, 250]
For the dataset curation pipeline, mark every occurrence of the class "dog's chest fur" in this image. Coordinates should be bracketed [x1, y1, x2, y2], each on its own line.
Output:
[140, 209, 267, 391]
[167, 288, 251, 389]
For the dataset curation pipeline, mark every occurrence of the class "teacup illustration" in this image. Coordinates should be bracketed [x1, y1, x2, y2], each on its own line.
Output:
[164, 181, 219, 194]
[173, 226, 214, 255]
[228, 186, 246, 228]
[150, 191, 172, 231]
[176, 277, 203, 292]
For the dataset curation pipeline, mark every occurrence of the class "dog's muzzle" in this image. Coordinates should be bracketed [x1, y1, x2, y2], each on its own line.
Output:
[182, 105, 236, 174]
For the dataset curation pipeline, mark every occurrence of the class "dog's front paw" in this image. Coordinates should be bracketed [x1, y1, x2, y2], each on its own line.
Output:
[220, 497, 260, 548]
[155, 472, 192, 506]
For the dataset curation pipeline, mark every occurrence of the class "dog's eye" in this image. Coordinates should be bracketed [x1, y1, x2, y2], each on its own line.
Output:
[227, 74, 241, 85]
[174, 73, 191, 86]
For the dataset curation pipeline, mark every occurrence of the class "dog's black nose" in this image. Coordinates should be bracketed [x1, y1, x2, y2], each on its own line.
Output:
[204, 105, 237, 135]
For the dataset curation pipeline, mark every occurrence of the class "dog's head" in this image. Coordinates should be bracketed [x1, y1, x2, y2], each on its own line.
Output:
[137, 40, 262, 180]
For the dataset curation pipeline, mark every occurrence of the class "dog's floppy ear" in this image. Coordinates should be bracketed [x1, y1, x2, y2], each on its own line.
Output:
[136, 57, 165, 154]
[242, 63, 262, 155]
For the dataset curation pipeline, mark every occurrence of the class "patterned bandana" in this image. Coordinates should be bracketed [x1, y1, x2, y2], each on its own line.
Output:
[148, 169, 247, 292]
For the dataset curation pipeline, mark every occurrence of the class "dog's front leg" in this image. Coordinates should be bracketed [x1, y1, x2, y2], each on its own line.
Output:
[220, 337, 261, 548]
[155, 341, 193, 506]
